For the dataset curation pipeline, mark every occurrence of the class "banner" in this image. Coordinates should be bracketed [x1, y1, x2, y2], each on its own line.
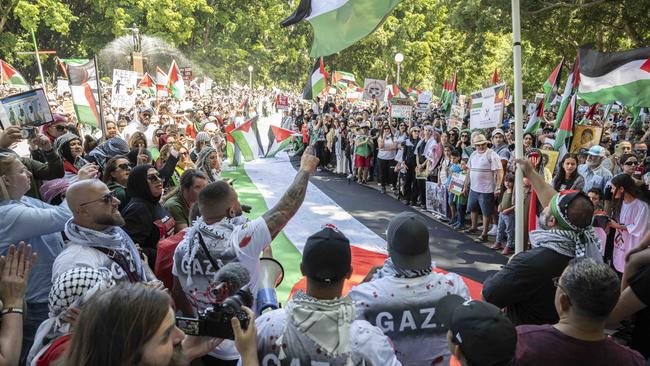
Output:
[363, 78, 386, 100]
[111, 69, 137, 109]
[449, 172, 466, 196]
[179, 67, 192, 82]
[469, 83, 505, 130]
[390, 98, 412, 118]
[426, 182, 448, 218]
[56, 79, 70, 96]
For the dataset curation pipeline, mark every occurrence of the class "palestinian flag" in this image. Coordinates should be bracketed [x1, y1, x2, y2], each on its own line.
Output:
[229, 117, 264, 161]
[156, 66, 169, 92]
[491, 69, 499, 84]
[444, 73, 458, 116]
[578, 46, 650, 107]
[554, 57, 580, 129]
[332, 70, 355, 85]
[553, 93, 576, 151]
[65, 59, 102, 129]
[56, 58, 88, 79]
[138, 72, 155, 95]
[543, 58, 564, 111]
[579, 103, 599, 125]
[266, 125, 299, 157]
[387, 84, 408, 100]
[303, 57, 328, 100]
[167, 60, 186, 99]
[441, 79, 449, 100]
[281, 0, 402, 57]
[0, 60, 29, 88]
[524, 97, 545, 134]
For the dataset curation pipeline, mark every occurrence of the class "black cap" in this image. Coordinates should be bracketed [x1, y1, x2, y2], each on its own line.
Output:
[435, 295, 516, 366]
[387, 212, 431, 271]
[302, 226, 351, 284]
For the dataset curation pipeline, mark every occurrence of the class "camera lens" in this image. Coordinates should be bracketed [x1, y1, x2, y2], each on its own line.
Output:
[222, 288, 253, 315]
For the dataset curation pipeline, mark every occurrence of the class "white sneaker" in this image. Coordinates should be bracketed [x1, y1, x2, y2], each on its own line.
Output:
[487, 225, 498, 236]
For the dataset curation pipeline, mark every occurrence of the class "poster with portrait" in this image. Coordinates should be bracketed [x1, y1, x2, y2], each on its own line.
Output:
[426, 182, 448, 217]
[449, 172, 466, 196]
[111, 69, 138, 109]
[569, 125, 603, 153]
[0, 88, 53, 129]
[540, 149, 560, 175]
[363, 78, 386, 100]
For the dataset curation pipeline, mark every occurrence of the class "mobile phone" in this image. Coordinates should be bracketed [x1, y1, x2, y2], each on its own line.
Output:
[592, 215, 609, 229]
[20, 127, 36, 140]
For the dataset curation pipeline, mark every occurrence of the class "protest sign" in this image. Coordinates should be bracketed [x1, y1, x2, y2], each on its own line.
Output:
[540, 149, 559, 174]
[56, 79, 70, 96]
[527, 102, 537, 115]
[449, 172, 466, 196]
[415, 91, 433, 112]
[570, 125, 603, 153]
[426, 182, 448, 217]
[62, 100, 75, 115]
[0, 88, 53, 129]
[276, 94, 289, 110]
[363, 78, 386, 100]
[179, 67, 192, 82]
[470, 83, 505, 130]
[391, 98, 412, 118]
[111, 69, 137, 109]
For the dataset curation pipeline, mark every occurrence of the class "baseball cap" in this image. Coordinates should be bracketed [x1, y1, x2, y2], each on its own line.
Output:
[302, 226, 351, 284]
[435, 295, 517, 366]
[587, 145, 606, 157]
[386, 212, 431, 271]
[491, 128, 504, 138]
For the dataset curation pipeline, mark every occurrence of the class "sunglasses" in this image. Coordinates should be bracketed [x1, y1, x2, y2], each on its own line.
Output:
[55, 125, 67, 132]
[117, 163, 131, 171]
[383, 127, 390, 130]
[147, 173, 162, 182]
[624, 161, 638, 166]
[80, 191, 116, 207]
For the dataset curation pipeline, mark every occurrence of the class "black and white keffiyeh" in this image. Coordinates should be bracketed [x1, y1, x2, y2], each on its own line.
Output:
[529, 228, 602, 260]
[372, 257, 433, 280]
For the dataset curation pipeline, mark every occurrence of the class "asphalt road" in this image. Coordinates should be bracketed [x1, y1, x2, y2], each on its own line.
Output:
[291, 156, 508, 283]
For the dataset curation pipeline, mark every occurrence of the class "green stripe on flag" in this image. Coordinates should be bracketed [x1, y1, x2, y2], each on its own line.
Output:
[74, 105, 99, 127]
[221, 166, 302, 301]
[578, 79, 650, 107]
[231, 131, 254, 161]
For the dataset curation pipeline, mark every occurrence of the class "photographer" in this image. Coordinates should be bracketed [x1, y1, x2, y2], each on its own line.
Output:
[0, 126, 65, 200]
[172, 147, 319, 363]
[59, 283, 259, 366]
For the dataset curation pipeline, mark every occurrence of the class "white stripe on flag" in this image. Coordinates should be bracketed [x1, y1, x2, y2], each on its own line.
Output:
[580, 60, 650, 93]
[307, 0, 349, 20]
[244, 153, 387, 255]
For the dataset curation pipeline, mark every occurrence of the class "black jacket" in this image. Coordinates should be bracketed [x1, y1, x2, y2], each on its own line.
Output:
[482, 247, 572, 326]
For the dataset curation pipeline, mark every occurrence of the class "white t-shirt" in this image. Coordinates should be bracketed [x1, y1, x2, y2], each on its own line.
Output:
[348, 272, 470, 366]
[613, 199, 650, 272]
[468, 149, 502, 193]
[172, 216, 272, 360]
[378, 136, 397, 160]
[251, 308, 402, 366]
[52, 244, 155, 283]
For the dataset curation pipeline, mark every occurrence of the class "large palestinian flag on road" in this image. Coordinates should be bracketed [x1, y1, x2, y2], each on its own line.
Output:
[303, 57, 327, 100]
[578, 46, 650, 107]
[0, 60, 29, 88]
[229, 117, 264, 161]
[65, 59, 102, 129]
[281, 0, 402, 57]
[266, 125, 299, 158]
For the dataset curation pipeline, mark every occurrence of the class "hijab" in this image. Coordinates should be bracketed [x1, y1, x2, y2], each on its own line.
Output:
[127, 164, 160, 204]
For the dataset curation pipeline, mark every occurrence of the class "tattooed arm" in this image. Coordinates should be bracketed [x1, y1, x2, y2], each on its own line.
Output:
[262, 147, 320, 239]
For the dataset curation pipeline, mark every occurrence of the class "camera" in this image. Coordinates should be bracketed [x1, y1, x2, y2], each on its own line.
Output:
[20, 127, 36, 140]
[176, 287, 253, 339]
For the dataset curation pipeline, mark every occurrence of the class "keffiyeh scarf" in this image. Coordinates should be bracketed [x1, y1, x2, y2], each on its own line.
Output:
[372, 257, 433, 280]
[530, 228, 602, 260]
[64, 219, 146, 280]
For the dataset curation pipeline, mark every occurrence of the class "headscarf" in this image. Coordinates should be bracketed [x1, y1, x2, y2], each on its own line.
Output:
[530, 191, 602, 260]
[196, 146, 219, 182]
[27, 267, 114, 365]
[87, 137, 129, 169]
[127, 164, 160, 204]
[53, 133, 81, 163]
[39, 178, 70, 204]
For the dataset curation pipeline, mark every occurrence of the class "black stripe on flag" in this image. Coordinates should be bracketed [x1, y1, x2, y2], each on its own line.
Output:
[281, 0, 312, 27]
[579, 45, 650, 77]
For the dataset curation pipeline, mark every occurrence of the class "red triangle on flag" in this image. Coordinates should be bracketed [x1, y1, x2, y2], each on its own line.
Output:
[271, 125, 294, 143]
[640, 57, 650, 74]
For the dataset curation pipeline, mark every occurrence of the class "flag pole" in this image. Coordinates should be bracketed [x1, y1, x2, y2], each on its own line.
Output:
[31, 29, 47, 93]
[94, 55, 107, 138]
[511, 0, 525, 254]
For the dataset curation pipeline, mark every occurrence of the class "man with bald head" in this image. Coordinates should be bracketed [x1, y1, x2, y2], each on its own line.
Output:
[52, 179, 157, 284]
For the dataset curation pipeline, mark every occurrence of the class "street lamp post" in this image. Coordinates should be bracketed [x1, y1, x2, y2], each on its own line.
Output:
[248, 65, 253, 89]
[394, 52, 404, 85]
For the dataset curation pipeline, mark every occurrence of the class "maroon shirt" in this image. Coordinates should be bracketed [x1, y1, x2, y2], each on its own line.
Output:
[513, 324, 645, 366]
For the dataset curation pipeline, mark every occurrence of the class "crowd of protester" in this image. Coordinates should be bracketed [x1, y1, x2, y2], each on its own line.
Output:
[0, 80, 649, 366]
